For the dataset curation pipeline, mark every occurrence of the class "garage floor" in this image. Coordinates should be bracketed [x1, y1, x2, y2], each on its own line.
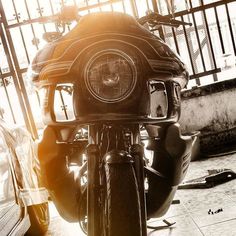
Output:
[45, 153, 236, 236]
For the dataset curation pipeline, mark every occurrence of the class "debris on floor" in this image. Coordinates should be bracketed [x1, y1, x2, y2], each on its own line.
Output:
[178, 169, 236, 189]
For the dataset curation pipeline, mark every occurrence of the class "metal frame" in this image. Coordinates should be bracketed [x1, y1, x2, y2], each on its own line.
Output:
[161, 0, 236, 85]
[0, 3, 38, 138]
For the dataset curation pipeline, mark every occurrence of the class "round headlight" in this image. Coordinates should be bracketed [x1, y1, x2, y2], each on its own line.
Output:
[85, 50, 137, 103]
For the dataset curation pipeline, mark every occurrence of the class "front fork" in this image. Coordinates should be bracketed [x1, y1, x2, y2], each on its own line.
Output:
[86, 143, 100, 236]
[86, 125, 147, 236]
[131, 144, 147, 236]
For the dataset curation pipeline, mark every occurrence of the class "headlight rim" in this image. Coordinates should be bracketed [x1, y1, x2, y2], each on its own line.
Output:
[84, 49, 137, 103]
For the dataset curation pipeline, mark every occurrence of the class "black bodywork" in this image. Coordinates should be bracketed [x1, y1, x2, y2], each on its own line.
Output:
[30, 12, 188, 128]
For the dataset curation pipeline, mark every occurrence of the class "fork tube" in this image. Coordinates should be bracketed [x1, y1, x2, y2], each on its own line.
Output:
[131, 125, 147, 236]
[87, 125, 101, 236]
[131, 144, 147, 236]
[130, 124, 140, 145]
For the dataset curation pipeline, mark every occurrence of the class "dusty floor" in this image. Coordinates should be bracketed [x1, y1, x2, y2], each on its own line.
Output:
[46, 153, 236, 236]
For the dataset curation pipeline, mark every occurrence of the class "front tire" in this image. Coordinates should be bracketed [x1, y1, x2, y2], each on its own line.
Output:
[104, 161, 142, 236]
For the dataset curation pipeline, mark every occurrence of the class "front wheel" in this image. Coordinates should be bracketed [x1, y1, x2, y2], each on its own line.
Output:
[104, 161, 142, 236]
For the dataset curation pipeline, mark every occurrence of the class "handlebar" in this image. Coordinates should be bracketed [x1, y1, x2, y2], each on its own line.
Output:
[138, 12, 192, 28]
[27, 6, 191, 28]
[22, 6, 191, 29]
[25, 7, 191, 42]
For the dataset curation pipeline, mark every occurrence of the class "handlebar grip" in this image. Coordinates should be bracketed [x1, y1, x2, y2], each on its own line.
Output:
[37, 15, 60, 23]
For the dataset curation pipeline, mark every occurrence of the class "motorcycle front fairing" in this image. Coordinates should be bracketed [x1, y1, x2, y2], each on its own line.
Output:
[30, 12, 188, 82]
[29, 12, 188, 127]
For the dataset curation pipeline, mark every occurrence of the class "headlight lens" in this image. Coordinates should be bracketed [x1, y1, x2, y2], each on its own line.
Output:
[85, 50, 137, 103]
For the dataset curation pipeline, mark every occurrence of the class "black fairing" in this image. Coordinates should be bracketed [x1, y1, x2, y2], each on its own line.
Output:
[30, 12, 188, 123]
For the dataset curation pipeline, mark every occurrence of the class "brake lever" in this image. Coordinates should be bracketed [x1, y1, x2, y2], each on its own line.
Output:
[167, 18, 192, 27]
[138, 12, 192, 28]
[149, 20, 192, 31]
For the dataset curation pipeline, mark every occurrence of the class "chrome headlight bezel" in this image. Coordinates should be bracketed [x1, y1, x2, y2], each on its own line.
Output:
[84, 49, 137, 103]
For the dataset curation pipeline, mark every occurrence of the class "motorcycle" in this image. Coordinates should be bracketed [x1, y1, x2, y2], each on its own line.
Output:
[28, 7, 193, 236]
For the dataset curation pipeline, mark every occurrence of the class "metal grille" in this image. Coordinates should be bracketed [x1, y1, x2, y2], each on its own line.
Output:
[159, 0, 236, 87]
[0, 0, 235, 137]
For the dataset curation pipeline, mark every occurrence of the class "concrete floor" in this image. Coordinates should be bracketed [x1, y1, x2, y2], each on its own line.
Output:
[46, 153, 236, 236]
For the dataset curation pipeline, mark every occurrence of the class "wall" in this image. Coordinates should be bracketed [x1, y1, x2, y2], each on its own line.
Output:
[179, 78, 236, 153]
